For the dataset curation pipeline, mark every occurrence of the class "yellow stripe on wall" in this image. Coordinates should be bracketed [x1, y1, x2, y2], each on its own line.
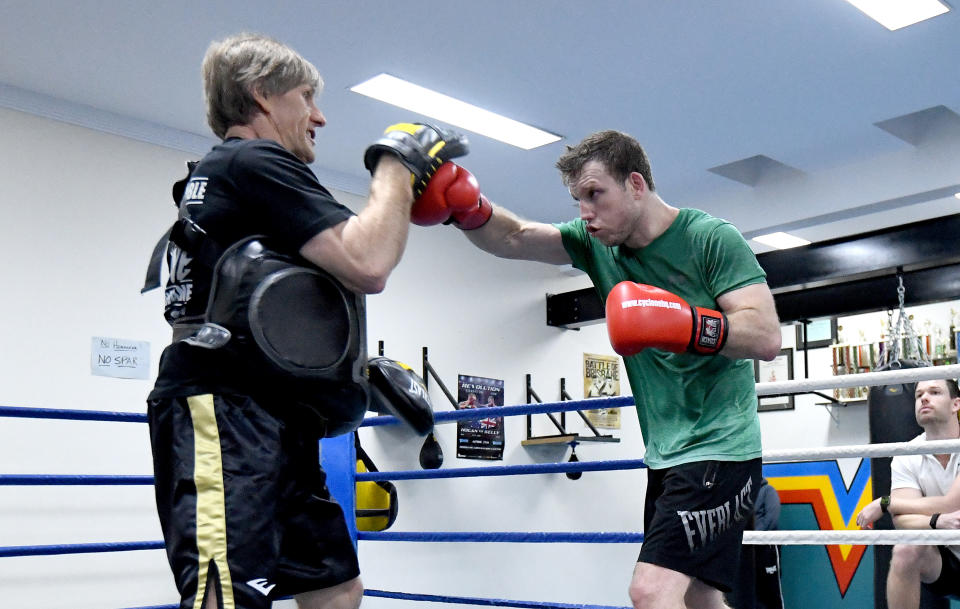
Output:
[188, 394, 235, 609]
[769, 474, 874, 560]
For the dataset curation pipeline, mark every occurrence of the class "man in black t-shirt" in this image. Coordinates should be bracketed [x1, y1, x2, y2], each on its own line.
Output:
[148, 33, 465, 609]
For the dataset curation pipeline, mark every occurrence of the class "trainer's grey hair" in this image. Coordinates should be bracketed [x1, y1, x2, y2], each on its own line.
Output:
[202, 33, 321, 139]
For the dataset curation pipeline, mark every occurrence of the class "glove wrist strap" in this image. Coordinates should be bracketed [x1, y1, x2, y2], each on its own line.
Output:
[455, 207, 493, 231]
[688, 306, 728, 355]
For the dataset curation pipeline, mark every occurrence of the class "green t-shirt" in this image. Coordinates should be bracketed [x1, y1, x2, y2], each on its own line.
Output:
[557, 208, 766, 468]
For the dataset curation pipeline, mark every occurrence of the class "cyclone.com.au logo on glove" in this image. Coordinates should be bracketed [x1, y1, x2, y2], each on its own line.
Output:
[620, 298, 682, 310]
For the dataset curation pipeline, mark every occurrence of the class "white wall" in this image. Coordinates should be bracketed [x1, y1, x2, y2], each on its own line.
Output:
[0, 107, 188, 609]
[0, 106, 906, 608]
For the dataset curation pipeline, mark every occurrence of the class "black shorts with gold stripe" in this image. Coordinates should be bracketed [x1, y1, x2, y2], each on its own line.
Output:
[147, 393, 360, 609]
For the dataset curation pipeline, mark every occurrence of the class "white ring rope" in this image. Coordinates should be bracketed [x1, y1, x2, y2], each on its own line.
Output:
[744, 529, 960, 546]
[762, 438, 960, 462]
[755, 363, 960, 397]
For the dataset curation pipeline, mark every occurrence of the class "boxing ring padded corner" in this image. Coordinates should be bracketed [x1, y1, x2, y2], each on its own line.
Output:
[320, 433, 358, 546]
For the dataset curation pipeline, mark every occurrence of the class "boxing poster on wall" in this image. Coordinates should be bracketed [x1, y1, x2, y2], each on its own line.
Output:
[456, 374, 505, 460]
[583, 353, 621, 429]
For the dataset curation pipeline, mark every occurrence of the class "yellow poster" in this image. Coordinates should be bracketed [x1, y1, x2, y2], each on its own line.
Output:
[583, 353, 621, 429]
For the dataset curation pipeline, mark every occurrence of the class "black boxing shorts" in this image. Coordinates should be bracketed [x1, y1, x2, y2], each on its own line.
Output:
[638, 458, 762, 592]
[148, 393, 360, 609]
[925, 545, 960, 599]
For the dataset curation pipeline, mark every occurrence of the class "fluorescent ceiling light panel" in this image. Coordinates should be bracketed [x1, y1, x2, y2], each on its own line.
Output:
[752, 232, 811, 250]
[350, 73, 561, 150]
[845, 0, 950, 30]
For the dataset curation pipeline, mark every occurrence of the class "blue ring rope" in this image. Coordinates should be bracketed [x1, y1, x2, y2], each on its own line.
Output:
[0, 459, 644, 485]
[0, 396, 634, 426]
[363, 396, 635, 427]
[0, 405, 146, 422]
[0, 475, 153, 485]
[117, 591, 629, 609]
[1, 530, 644, 558]
[1, 398, 641, 608]
[356, 459, 645, 481]
[0, 540, 164, 558]
[358, 531, 643, 543]
[364, 589, 631, 608]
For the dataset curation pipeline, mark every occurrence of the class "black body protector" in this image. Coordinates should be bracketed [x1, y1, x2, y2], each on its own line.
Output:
[144, 163, 369, 437]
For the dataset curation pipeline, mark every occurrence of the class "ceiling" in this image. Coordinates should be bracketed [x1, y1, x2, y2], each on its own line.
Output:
[2, 0, 959, 253]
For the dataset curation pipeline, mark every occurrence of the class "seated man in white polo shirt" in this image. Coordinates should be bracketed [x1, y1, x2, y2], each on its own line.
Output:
[856, 378, 960, 608]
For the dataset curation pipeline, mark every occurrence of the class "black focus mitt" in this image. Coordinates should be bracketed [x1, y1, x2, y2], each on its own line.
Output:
[363, 122, 469, 197]
[367, 357, 434, 435]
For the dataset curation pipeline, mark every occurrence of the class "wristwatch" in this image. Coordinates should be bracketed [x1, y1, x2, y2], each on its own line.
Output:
[880, 495, 890, 513]
[931, 513, 941, 529]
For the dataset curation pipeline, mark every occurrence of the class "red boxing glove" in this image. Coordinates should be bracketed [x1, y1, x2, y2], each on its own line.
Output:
[605, 282, 728, 356]
[410, 162, 480, 226]
[448, 193, 493, 230]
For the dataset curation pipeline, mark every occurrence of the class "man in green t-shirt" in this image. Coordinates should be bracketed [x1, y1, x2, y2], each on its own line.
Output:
[445, 130, 782, 608]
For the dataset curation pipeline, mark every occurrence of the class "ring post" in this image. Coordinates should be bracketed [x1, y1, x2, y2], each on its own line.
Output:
[320, 433, 358, 546]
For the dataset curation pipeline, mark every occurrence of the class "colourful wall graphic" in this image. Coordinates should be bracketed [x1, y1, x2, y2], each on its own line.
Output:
[763, 459, 873, 597]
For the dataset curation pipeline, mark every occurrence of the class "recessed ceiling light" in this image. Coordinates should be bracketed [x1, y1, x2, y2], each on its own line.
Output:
[350, 73, 562, 150]
[845, 0, 950, 31]
[752, 232, 812, 250]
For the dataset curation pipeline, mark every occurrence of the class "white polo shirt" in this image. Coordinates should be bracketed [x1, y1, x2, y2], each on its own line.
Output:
[891, 432, 960, 558]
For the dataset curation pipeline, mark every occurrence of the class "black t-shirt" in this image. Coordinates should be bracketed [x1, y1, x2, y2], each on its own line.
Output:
[149, 138, 354, 400]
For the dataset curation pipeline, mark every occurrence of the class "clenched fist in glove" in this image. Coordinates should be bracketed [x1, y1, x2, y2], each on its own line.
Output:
[448, 193, 492, 230]
[364, 123, 469, 197]
[410, 162, 480, 226]
[605, 282, 728, 356]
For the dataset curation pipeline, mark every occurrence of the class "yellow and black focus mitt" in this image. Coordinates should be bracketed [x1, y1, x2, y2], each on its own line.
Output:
[367, 357, 434, 435]
[363, 122, 469, 197]
[355, 433, 398, 532]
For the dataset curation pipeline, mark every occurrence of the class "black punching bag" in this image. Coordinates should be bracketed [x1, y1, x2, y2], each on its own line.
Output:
[867, 360, 945, 609]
